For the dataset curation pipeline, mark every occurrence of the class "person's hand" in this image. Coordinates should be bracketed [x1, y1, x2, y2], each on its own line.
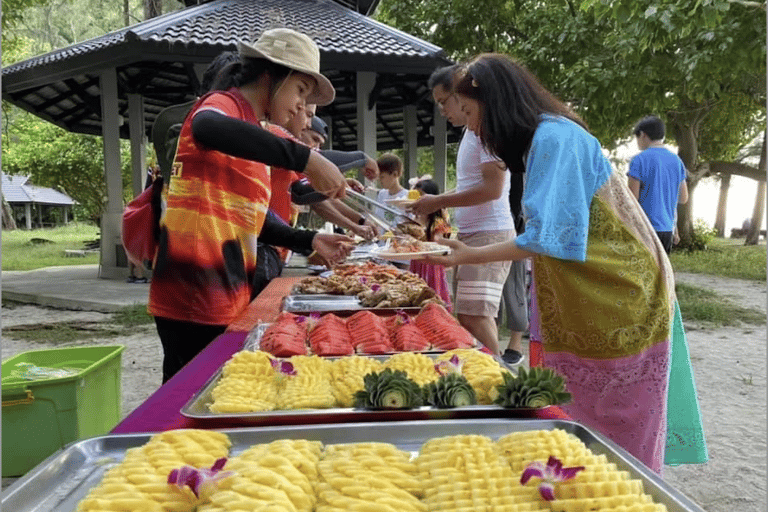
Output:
[304, 151, 347, 199]
[673, 231, 680, 245]
[363, 155, 379, 182]
[346, 178, 365, 193]
[423, 237, 474, 267]
[408, 194, 442, 216]
[311, 233, 355, 266]
[350, 223, 376, 240]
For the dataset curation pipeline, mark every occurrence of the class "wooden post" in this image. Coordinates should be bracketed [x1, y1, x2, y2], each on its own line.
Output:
[128, 93, 146, 197]
[356, 72, 377, 186]
[404, 105, 418, 185]
[99, 68, 126, 278]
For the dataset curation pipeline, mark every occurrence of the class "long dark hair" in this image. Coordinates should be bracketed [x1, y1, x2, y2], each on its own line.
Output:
[455, 53, 587, 173]
[414, 179, 446, 241]
[210, 56, 292, 98]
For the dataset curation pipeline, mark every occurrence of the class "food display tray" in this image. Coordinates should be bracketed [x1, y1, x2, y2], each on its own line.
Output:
[1, 419, 705, 512]
[243, 322, 479, 356]
[181, 332, 515, 425]
[282, 294, 421, 314]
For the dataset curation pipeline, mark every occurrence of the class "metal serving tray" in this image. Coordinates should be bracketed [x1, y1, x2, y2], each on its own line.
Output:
[1, 419, 705, 512]
[282, 294, 422, 314]
[180, 341, 517, 425]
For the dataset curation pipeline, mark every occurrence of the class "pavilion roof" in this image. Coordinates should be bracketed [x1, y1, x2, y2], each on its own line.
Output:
[2, 0, 460, 151]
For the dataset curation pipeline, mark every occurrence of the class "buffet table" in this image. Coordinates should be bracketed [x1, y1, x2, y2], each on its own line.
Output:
[112, 276, 570, 434]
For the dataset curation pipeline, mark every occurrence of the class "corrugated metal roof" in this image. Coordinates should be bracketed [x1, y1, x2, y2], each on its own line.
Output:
[1, 0, 459, 151]
[2, 174, 75, 206]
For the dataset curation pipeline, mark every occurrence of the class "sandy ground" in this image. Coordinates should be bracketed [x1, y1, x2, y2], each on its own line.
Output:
[1, 272, 766, 511]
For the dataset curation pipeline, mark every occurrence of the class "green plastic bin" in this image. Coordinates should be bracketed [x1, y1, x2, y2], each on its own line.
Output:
[1, 345, 125, 477]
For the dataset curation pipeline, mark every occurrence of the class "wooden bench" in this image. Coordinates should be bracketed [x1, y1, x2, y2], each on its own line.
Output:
[64, 249, 87, 257]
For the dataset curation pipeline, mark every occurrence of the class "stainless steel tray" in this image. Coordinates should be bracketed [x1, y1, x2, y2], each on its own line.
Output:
[282, 294, 422, 314]
[1, 419, 705, 512]
[180, 343, 518, 425]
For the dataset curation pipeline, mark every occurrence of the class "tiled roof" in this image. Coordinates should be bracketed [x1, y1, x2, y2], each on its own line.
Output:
[1, 0, 458, 151]
[3, 0, 446, 83]
[2, 174, 75, 205]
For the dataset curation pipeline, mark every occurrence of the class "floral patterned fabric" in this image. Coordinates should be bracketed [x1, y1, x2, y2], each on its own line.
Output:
[517, 116, 705, 474]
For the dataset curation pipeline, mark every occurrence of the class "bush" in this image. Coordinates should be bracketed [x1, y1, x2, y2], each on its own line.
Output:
[675, 218, 718, 252]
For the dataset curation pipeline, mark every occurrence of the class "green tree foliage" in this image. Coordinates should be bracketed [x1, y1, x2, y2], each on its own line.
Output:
[2, 114, 132, 224]
[375, 0, 766, 247]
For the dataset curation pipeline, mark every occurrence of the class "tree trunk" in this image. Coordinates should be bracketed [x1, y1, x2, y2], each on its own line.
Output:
[713, 173, 731, 237]
[670, 121, 699, 247]
[2, 193, 17, 230]
[745, 129, 767, 245]
[143, 0, 162, 19]
[123, 0, 130, 25]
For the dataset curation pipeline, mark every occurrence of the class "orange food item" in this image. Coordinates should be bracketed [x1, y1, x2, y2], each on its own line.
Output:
[415, 303, 475, 350]
[346, 311, 393, 354]
[308, 314, 354, 356]
[260, 312, 307, 357]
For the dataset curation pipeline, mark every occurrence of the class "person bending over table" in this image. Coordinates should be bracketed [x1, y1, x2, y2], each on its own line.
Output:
[149, 29, 353, 383]
[426, 53, 706, 474]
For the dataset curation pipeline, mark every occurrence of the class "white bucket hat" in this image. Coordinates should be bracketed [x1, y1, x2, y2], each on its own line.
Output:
[237, 28, 335, 106]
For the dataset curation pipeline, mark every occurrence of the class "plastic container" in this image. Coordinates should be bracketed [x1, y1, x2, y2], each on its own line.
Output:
[1, 345, 125, 477]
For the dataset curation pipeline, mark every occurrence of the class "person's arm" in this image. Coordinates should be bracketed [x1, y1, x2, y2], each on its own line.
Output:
[192, 110, 310, 171]
[627, 176, 641, 200]
[310, 201, 375, 239]
[426, 237, 537, 266]
[409, 161, 506, 215]
[678, 180, 689, 204]
[259, 211, 355, 262]
[192, 110, 347, 199]
[258, 211, 316, 254]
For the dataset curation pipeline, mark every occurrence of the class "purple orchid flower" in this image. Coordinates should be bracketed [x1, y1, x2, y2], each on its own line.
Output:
[435, 355, 464, 376]
[370, 284, 381, 292]
[359, 276, 368, 284]
[520, 456, 585, 501]
[395, 310, 410, 325]
[167, 457, 233, 498]
[270, 358, 297, 376]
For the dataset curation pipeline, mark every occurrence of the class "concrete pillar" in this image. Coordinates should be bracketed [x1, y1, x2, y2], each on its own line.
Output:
[99, 68, 126, 278]
[64, 207, 68, 224]
[128, 93, 146, 197]
[24, 203, 31, 230]
[432, 102, 448, 192]
[403, 105, 418, 185]
[356, 72, 377, 185]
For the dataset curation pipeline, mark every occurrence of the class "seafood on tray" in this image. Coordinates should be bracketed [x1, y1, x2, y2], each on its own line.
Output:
[293, 261, 445, 308]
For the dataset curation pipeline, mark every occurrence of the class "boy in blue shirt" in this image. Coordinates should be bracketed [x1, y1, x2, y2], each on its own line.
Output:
[628, 116, 689, 253]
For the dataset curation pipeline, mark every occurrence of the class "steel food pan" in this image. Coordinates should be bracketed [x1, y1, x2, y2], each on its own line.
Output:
[1, 419, 705, 512]
[180, 345, 521, 426]
[282, 294, 422, 314]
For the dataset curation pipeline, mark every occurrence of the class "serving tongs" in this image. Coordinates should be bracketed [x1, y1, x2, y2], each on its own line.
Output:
[342, 188, 422, 232]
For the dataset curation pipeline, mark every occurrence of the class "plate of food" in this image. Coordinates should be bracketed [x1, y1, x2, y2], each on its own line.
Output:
[372, 236, 449, 260]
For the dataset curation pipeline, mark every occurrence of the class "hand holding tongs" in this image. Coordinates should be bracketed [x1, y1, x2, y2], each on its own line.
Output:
[342, 188, 421, 229]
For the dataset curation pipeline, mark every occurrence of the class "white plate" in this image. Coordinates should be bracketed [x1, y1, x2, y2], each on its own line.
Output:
[372, 247, 450, 261]
[384, 198, 416, 208]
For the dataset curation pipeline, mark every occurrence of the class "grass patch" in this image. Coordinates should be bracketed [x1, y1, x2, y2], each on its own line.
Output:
[2, 321, 123, 344]
[1, 223, 100, 271]
[112, 304, 154, 327]
[670, 238, 766, 281]
[676, 283, 766, 327]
